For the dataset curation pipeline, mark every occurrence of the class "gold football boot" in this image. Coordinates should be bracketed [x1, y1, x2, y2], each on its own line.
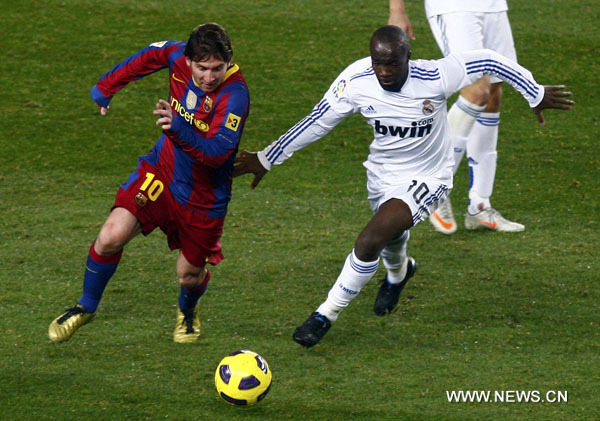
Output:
[48, 304, 96, 342]
[173, 308, 201, 343]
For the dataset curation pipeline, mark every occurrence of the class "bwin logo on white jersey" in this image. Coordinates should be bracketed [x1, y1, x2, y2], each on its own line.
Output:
[374, 118, 433, 139]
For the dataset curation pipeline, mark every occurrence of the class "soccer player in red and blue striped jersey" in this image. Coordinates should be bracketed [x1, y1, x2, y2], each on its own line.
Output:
[49, 23, 250, 343]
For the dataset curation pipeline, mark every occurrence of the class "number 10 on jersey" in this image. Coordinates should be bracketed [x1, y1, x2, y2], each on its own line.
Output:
[140, 172, 164, 201]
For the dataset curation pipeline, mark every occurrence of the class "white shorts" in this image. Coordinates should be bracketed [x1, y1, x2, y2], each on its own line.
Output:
[427, 11, 517, 84]
[367, 170, 451, 226]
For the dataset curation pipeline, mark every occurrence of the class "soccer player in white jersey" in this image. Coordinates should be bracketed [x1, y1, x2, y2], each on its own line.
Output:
[390, 0, 530, 234]
[234, 26, 573, 347]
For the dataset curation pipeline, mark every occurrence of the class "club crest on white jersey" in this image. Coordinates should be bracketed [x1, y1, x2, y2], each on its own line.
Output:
[422, 100, 435, 115]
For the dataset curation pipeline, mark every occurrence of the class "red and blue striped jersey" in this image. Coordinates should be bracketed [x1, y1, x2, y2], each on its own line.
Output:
[90, 41, 250, 218]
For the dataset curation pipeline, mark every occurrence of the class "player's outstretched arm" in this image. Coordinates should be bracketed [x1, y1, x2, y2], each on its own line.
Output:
[233, 89, 348, 189]
[533, 85, 575, 126]
[388, 0, 415, 40]
[233, 150, 268, 189]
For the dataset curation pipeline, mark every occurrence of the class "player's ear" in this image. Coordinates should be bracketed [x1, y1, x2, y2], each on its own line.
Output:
[185, 57, 192, 68]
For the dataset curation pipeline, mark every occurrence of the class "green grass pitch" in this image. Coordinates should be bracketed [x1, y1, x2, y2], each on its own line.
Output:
[1, 0, 598, 419]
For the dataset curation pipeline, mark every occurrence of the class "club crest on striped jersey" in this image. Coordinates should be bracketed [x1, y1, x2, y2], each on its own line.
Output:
[135, 192, 148, 207]
[202, 96, 213, 113]
[186, 91, 198, 110]
[422, 100, 434, 115]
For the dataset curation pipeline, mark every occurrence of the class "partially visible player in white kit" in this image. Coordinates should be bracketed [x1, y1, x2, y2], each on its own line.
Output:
[390, 0, 530, 234]
[234, 26, 573, 347]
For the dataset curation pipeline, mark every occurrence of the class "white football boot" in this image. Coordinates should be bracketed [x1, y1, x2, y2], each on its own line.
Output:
[464, 207, 525, 232]
[429, 199, 457, 235]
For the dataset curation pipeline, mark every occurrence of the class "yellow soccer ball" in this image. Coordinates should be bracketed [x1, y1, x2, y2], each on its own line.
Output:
[215, 350, 272, 405]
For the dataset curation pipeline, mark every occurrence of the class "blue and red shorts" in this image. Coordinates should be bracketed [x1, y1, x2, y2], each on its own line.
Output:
[114, 160, 225, 267]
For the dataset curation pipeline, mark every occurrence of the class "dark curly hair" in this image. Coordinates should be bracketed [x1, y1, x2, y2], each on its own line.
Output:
[184, 23, 233, 62]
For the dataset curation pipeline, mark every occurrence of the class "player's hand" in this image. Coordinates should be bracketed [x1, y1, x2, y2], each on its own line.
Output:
[153, 99, 173, 130]
[533, 85, 574, 126]
[97, 105, 109, 115]
[233, 150, 268, 189]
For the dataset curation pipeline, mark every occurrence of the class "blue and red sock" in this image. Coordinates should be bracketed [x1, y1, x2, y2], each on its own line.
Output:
[178, 269, 211, 312]
[78, 241, 122, 313]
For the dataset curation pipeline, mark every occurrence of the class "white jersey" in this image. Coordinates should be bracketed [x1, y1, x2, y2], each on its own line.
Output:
[258, 49, 543, 183]
[425, 0, 508, 18]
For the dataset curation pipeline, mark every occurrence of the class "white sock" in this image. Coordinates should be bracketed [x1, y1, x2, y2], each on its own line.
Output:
[448, 96, 486, 174]
[467, 112, 500, 214]
[316, 250, 379, 322]
[468, 191, 491, 215]
[380, 231, 410, 284]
